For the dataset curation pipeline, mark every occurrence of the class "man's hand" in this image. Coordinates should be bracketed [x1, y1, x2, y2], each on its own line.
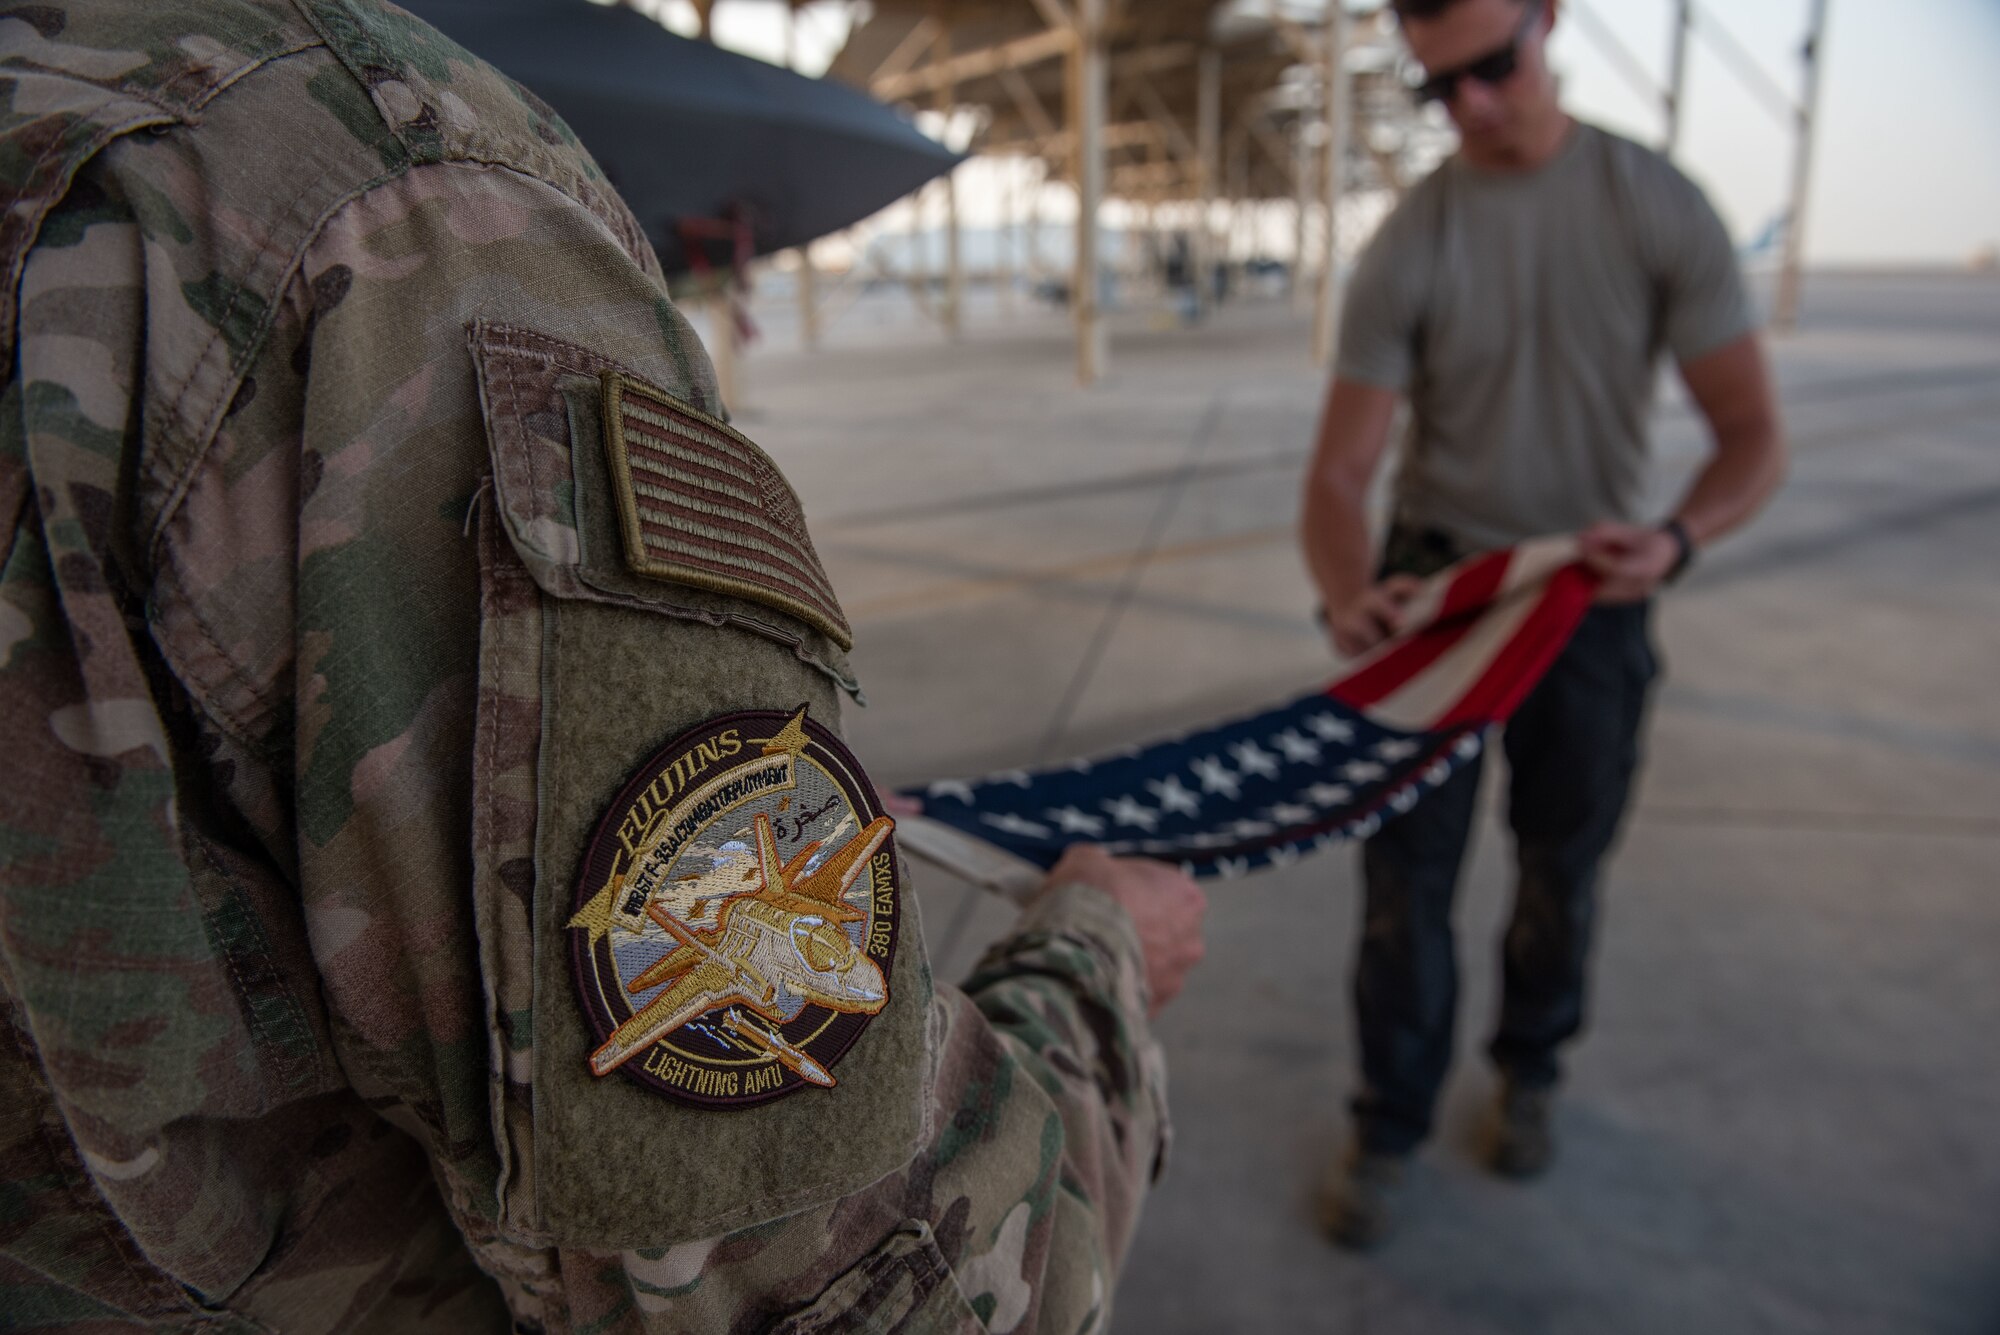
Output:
[1046, 845, 1207, 1017]
[1324, 573, 1425, 658]
[1578, 521, 1680, 603]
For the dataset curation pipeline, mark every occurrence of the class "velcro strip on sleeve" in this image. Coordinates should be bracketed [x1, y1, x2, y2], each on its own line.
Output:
[600, 371, 853, 650]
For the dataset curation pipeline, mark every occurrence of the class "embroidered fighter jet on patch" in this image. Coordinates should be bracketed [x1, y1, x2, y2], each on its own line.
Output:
[588, 810, 893, 1082]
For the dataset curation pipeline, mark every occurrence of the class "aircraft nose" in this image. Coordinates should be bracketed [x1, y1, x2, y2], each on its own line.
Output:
[840, 959, 887, 1004]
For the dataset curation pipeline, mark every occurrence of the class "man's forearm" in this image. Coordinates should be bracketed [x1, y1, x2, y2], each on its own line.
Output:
[1673, 333, 1788, 548]
[1300, 377, 1401, 611]
[1302, 476, 1376, 612]
[1672, 418, 1786, 547]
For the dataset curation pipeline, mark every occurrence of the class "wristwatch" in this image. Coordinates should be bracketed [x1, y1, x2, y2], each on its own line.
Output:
[1661, 518, 1696, 584]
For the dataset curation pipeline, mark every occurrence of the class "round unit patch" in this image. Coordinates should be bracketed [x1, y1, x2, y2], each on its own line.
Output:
[567, 706, 901, 1108]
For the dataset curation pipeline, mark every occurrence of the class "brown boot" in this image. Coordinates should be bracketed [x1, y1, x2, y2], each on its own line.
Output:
[1318, 1146, 1409, 1250]
[1490, 1078, 1554, 1179]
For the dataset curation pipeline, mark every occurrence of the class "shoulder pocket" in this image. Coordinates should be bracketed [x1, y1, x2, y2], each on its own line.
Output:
[462, 321, 932, 1253]
[469, 319, 859, 696]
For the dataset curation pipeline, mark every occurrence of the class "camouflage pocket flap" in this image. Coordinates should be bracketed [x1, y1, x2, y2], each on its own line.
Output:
[467, 320, 853, 654]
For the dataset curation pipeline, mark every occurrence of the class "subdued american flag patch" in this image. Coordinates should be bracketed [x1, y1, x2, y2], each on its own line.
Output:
[600, 371, 852, 650]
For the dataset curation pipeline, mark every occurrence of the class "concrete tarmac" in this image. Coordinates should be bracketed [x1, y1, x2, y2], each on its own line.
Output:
[718, 270, 2000, 1334]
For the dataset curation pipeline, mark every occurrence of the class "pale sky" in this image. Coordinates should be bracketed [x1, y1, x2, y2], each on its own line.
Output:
[623, 0, 2000, 266]
[1549, 0, 2000, 265]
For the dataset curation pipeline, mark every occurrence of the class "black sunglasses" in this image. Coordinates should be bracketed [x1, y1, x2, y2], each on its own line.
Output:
[1407, 1, 1544, 106]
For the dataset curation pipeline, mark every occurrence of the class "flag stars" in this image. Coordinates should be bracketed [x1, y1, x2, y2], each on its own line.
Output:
[917, 693, 1473, 876]
[1229, 740, 1280, 779]
[1305, 712, 1355, 742]
[981, 812, 1050, 838]
[1147, 775, 1202, 816]
[1101, 795, 1159, 831]
[1271, 729, 1322, 763]
[1190, 756, 1241, 798]
[1044, 806, 1106, 836]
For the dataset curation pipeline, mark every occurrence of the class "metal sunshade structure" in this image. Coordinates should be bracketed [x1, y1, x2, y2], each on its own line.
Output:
[824, 1, 1439, 380]
[575, 0, 1833, 384]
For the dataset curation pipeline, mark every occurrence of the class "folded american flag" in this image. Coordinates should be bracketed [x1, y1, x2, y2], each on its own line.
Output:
[896, 537, 1599, 887]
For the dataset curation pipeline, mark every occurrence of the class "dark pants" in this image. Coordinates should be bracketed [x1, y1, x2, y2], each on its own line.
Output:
[1349, 576, 1660, 1156]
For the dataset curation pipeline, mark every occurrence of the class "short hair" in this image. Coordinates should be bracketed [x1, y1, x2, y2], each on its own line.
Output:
[1392, 0, 1526, 20]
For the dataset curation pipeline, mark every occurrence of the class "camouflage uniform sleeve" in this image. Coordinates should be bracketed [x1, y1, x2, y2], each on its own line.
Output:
[0, 20, 517, 1332]
[3, 5, 1176, 1332]
[960, 882, 1169, 1271]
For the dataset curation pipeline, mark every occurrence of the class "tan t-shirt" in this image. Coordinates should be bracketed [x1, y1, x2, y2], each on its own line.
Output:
[1336, 120, 1753, 549]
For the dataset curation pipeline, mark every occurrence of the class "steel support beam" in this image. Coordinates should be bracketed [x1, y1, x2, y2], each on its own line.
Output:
[1196, 45, 1221, 317]
[787, 3, 820, 350]
[1028, 0, 1073, 35]
[1226, 123, 1250, 266]
[1313, 1, 1349, 364]
[1664, 0, 1691, 153]
[1291, 116, 1313, 309]
[934, 26, 963, 339]
[872, 16, 942, 90]
[1129, 69, 1197, 165]
[1773, 0, 1829, 331]
[708, 290, 738, 411]
[986, 117, 1178, 158]
[998, 64, 1060, 142]
[1000, 158, 1017, 314]
[1270, 12, 1318, 65]
[1026, 157, 1046, 277]
[1114, 42, 1199, 78]
[1070, 0, 1107, 384]
[873, 26, 1072, 101]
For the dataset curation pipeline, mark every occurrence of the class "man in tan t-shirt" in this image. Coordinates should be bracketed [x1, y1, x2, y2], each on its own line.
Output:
[1301, 0, 1787, 1248]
